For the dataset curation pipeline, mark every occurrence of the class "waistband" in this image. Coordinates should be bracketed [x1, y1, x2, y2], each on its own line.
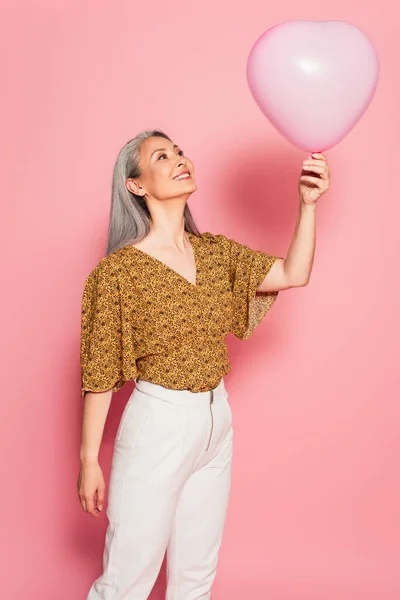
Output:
[133, 377, 226, 407]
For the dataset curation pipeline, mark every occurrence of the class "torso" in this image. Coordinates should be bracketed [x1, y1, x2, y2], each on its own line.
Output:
[105, 230, 233, 391]
[82, 230, 278, 394]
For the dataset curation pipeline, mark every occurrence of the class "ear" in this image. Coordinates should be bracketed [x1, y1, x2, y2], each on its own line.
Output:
[126, 178, 146, 197]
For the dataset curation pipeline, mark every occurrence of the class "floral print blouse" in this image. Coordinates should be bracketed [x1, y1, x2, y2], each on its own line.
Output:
[80, 231, 282, 397]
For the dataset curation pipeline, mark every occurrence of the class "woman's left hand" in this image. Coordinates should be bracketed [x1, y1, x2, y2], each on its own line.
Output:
[299, 152, 331, 205]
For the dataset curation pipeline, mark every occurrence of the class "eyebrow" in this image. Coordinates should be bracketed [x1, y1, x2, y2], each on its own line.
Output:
[151, 144, 179, 158]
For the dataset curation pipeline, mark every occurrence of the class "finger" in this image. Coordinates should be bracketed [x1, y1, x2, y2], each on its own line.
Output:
[97, 486, 105, 511]
[300, 175, 324, 186]
[303, 169, 329, 184]
[78, 489, 86, 512]
[86, 497, 97, 517]
[302, 164, 325, 175]
[303, 166, 330, 182]
[310, 152, 325, 159]
[303, 159, 326, 168]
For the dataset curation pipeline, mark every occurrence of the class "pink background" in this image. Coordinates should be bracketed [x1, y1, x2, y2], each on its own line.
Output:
[2, 1, 399, 599]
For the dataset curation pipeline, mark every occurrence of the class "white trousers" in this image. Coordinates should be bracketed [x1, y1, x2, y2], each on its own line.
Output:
[85, 376, 234, 600]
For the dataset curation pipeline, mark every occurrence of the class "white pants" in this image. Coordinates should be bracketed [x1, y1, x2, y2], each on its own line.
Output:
[85, 376, 234, 600]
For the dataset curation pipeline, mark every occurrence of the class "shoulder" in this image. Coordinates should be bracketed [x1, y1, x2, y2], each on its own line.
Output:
[83, 250, 125, 286]
[196, 231, 231, 248]
[196, 232, 239, 259]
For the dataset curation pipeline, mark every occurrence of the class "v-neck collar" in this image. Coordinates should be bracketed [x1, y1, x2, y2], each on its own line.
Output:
[124, 231, 199, 288]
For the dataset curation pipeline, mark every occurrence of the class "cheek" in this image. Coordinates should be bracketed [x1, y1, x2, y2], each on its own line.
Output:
[147, 165, 171, 190]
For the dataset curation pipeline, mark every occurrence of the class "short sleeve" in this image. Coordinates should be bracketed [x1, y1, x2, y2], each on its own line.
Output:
[80, 261, 125, 398]
[226, 235, 282, 340]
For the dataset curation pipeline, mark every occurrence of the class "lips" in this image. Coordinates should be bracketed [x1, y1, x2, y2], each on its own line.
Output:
[173, 170, 191, 180]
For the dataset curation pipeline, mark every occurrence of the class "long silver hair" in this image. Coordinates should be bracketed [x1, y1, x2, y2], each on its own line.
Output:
[105, 129, 201, 256]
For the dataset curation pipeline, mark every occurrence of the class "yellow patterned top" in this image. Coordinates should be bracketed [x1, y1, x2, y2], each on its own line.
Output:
[80, 231, 282, 397]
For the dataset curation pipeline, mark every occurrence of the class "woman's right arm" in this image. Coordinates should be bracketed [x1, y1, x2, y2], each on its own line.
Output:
[78, 260, 123, 517]
[77, 389, 113, 517]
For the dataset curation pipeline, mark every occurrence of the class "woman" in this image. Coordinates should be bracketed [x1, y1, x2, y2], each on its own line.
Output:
[78, 129, 330, 600]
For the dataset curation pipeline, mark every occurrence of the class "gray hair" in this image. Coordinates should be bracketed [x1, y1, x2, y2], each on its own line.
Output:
[105, 129, 201, 256]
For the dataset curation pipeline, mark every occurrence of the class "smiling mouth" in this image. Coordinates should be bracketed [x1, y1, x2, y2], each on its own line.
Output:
[173, 172, 191, 181]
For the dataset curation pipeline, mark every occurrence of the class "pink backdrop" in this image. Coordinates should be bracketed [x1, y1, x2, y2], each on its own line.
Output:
[2, 1, 399, 599]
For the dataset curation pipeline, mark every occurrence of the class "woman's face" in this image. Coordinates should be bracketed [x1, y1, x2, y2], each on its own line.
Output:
[126, 136, 197, 200]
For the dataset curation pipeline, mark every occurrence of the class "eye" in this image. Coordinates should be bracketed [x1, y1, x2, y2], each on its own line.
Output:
[157, 149, 184, 160]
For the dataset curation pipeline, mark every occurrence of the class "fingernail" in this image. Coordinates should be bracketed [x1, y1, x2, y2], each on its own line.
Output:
[98, 505, 103, 511]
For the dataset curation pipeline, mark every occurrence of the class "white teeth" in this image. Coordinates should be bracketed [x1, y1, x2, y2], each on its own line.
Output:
[174, 173, 190, 180]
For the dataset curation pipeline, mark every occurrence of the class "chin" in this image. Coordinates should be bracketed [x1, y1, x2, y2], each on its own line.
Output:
[178, 182, 197, 193]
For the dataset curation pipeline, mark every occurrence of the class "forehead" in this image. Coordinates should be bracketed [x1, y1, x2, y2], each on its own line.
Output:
[141, 136, 176, 155]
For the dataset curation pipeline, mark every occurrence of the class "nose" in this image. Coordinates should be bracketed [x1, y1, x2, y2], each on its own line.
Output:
[175, 155, 186, 168]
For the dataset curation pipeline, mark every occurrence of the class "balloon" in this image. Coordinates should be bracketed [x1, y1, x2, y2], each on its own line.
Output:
[246, 20, 379, 152]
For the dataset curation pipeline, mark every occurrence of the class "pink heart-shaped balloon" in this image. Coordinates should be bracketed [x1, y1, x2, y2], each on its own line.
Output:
[246, 20, 379, 152]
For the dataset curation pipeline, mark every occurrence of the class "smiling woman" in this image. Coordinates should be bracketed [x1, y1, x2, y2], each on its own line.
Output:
[78, 128, 284, 600]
